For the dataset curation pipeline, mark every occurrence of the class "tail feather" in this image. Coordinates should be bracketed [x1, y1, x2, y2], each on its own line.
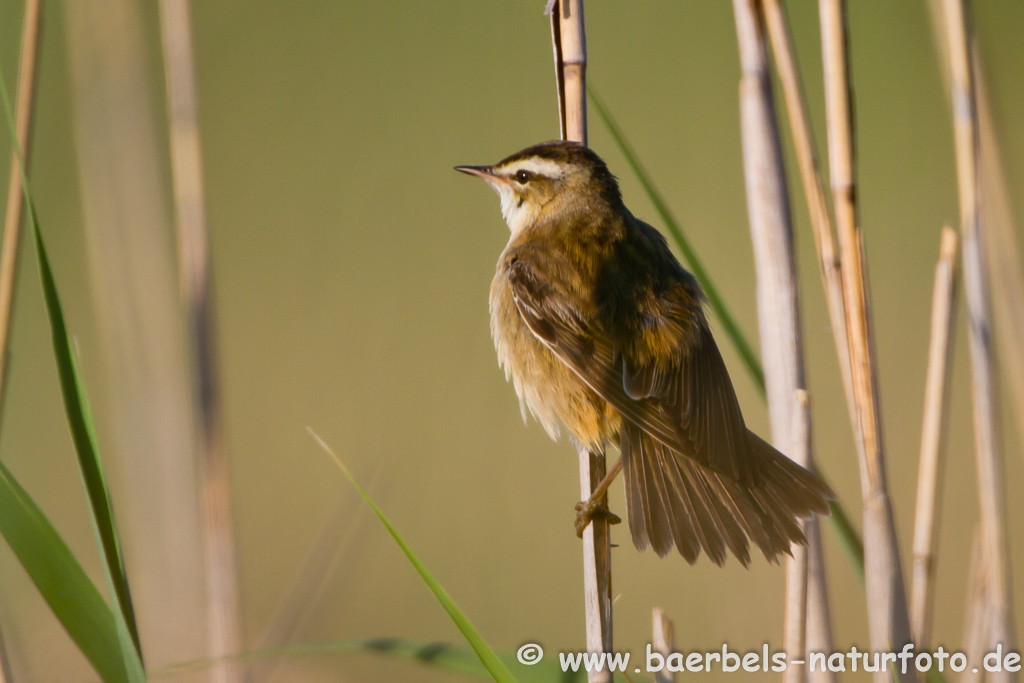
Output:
[620, 424, 834, 565]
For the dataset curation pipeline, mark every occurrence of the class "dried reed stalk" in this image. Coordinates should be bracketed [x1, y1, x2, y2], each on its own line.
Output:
[0, 0, 42, 409]
[925, 0, 1024, 469]
[762, 0, 854, 427]
[731, 6, 827, 679]
[758, 6, 842, 679]
[975, 70, 1024, 467]
[65, 1, 210, 677]
[0, 2, 42, 679]
[910, 227, 959, 649]
[547, 2, 610, 679]
[961, 529, 989, 683]
[158, 1, 245, 681]
[783, 395, 810, 683]
[554, 0, 587, 147]
[254, 473, 380, 683]
[818, 1, 914, 678]
[652, 608, 675, 683]
[941, 0, 1018, 669]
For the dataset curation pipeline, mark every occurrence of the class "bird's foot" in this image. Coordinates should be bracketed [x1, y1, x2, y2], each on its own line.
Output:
[574, 499, 621, 538]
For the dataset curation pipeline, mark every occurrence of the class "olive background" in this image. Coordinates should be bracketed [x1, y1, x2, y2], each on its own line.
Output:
[0, 1, 1021, 681]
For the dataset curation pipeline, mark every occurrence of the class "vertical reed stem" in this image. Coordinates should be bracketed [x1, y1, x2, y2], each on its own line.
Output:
[941, 0, 1018, 671]
[926, 0, 1024, 470]
[557, 0, 587, 147]
[652, 608, 675, 683]
[549, 2, 609, 679]
[0, 4, 42, 678]
[758, 7, 843, 676]
[910, 227, 959, 649]
[158, 1, 245, 681]
[961, 529, 990, 683]
[731, 6, 828, 679]
[762, 0, 855, 440]
[818, 2, 914, 678]
[0, 0, 42, 407]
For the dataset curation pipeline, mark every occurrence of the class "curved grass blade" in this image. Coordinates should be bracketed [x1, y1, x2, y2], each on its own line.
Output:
[156, 638, 592, 683]
[588, 85, 866, 581]
[307, 429, 518, 683]
[30, 202, 146, 683]
[0, 459, 128, 683]
[0, 69, 145, 681]
[588, 85, 764, 396]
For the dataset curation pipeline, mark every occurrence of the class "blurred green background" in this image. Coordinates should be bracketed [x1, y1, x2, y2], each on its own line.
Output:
[0, 1, 1021, 681]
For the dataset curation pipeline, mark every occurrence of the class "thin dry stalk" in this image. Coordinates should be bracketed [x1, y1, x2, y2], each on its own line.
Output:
[804, 521, 835, 683]
[159, 0, 245, 681]
[783, 394, 811, 683]
[555, 0, 587, 147]
[925, 0, 1024, 468]
[762, 0, 854, 428]
[652, 608, 675, 683]
[759, 7, 848, 674]
[910, 227, 959, 649]
[818, 1, 914, 677]
[65, 1, 210, 676]
[975, 68, 1024, 467]
[0, 2, 42, 680]
[253, 472, 381, 683]
[941, 0, 1018, 669]
[961, 529, 990, 683]
[731, 6, 827, 680]
[0, 0, 42, 409]
[548, 3, 609, 678]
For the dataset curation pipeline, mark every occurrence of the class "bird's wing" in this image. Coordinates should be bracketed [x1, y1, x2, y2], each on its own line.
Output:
[507, 255, 757, 485]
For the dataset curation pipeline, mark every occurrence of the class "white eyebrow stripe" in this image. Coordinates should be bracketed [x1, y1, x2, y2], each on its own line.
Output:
[499, 157, 566, 179]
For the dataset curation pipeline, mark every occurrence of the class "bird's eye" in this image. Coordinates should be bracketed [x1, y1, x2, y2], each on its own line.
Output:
[515, 170, 532, 184]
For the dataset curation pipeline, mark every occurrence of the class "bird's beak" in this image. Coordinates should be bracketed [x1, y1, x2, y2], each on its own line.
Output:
[454, 165, 507, 185]
[454, 165, 494, 179]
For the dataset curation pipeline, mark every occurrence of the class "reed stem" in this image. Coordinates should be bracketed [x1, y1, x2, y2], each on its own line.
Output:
[0, 5, 41, 678]
[731, 6, 831, 678]
[0, 0, 41, 413]
[762, 0, 856, 447]
[652, 608, 675, 683]
[941, 0, 1018, 669]
[159, 0, 245, 680]
[548, 3, 611, 680]
[819, 1, 914, 678]
[910, 227, 959, 649]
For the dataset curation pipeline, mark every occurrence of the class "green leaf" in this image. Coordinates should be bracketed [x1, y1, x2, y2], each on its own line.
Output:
[0, 64, 146, 681]
[0, 459, 129, 683]
[588, 85, 866, 582]
[308, 429, 519, 683]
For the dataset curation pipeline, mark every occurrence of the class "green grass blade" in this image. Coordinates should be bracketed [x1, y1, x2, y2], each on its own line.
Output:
[588, 85, 765, 396]
[29, 209, 146, 682]
[308, 429, 518, 683]
[588, 85, 867, 581]
[0, 459, 129, 683]
[0, 68, 145, 680]
[156, 639, 580, 682]
[157, 638, 648, 683]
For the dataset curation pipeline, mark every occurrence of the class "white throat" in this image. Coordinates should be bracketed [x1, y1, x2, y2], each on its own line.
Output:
[496, 185, 538, 235]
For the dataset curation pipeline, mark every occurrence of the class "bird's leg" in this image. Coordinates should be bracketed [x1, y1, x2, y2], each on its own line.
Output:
[574, 457, 623, 537]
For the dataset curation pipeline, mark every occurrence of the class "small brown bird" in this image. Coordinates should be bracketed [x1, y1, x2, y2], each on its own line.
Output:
[456, 141, 832, 566]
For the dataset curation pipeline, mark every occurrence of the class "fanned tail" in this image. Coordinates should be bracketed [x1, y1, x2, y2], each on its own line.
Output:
[621, 423, 834, 566]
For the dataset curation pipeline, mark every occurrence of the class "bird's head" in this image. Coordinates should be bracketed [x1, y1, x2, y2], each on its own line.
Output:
[456, 140, 622, 234]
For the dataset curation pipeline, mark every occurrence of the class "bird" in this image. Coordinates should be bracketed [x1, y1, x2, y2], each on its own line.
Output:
[455, 140, 833, 566]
